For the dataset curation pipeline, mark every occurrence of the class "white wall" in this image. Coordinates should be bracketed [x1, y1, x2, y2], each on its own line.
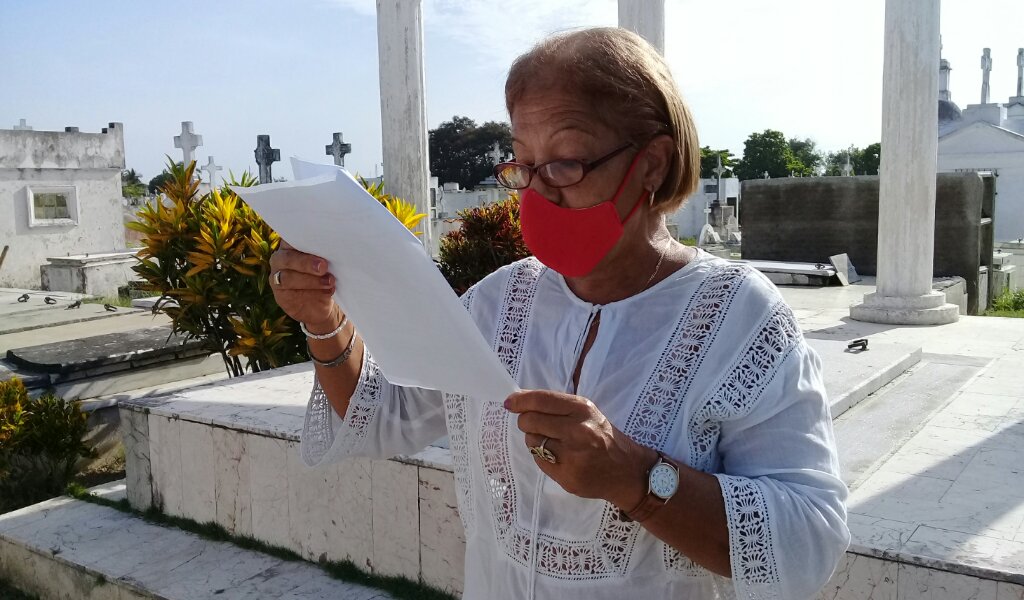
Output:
[938, 155, 1024, 243]
[0, 125, 125, 289]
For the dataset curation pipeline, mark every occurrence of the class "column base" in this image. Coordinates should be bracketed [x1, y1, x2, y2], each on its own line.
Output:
[850, 291, 959, 325]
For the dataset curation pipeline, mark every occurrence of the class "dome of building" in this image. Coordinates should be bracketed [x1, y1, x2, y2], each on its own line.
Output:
[938, 99, 963, 123]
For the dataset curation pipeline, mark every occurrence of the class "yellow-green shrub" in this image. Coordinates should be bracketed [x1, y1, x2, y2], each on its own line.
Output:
[0, 378, 94, 513]
[128, 159, 427, 376]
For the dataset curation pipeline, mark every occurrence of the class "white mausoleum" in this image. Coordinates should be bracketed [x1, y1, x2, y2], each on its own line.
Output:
[937, 48, 1024, 242]
[0, 122, 127, 289]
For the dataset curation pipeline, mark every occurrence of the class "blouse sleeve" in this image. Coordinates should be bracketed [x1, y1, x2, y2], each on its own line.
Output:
[298, 284, 485, 468]
[298, 347, 447, 467]
[714, 330, 851, 599]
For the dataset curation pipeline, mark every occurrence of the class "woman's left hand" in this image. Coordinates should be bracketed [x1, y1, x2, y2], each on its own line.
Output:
[505, 389, 657, 510]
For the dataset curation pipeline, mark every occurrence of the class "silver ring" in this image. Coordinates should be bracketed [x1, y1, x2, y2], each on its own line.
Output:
[274, 270, 283, 286]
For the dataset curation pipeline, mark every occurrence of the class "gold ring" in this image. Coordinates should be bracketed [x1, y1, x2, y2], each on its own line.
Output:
[274, 270, 283, 286]
[529, 437, 557, 464]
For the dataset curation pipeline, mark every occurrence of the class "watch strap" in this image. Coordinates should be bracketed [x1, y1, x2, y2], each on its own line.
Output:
[621, 452, 677, 523]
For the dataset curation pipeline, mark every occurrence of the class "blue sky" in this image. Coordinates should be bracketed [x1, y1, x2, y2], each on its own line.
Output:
[3, 1, 1023, 184]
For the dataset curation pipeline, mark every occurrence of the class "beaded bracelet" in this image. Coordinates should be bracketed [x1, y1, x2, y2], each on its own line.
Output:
[307, 327, 357, 368]
[300, 314, 348, 340]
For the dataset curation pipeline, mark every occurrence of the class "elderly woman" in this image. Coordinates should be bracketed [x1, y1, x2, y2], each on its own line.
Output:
[269, 27, 849, 600]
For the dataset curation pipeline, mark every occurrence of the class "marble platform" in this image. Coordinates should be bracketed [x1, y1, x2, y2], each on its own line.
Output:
[0, 481, 397, 599]
[118, 363, 464, 595]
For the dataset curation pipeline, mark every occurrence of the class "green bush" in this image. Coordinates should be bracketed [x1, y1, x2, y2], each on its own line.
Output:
[991, 288, 1024, 313]
[0, 378, 94, 513]
[438, 194, 530, 295]
[129, 159, 426, 377]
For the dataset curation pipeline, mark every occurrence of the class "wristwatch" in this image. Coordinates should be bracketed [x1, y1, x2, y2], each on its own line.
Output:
[622, 452, 680, 523]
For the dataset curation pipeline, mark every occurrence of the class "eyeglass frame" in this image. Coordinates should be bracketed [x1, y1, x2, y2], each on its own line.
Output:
[492, 142, 637, 190]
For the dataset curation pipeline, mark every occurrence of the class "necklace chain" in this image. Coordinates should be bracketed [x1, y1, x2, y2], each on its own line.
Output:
[642, 238, 671, 292]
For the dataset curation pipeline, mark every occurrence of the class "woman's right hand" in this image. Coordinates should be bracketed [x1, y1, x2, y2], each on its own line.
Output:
[268, 239, 341, 332]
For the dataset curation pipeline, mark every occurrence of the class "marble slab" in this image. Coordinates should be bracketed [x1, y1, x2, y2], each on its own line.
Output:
[213, 427, 252, 537]
[418, 467, 465, 594]
[816, 553, 897, 600]
[0, 495, 396, 599]
[370, 459, 420, 578]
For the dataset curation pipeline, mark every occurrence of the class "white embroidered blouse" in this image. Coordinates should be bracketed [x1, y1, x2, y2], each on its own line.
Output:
[300, 250, 850, 600]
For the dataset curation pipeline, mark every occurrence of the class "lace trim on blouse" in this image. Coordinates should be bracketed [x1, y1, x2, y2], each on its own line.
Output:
[444, 288, 480, 533]
[300, 345, 385, 466]
[484, 260, 754, 580]
[664, 300, 801, 593]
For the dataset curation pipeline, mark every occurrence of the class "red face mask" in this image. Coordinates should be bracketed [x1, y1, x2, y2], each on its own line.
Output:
[519, 152, 647, 278]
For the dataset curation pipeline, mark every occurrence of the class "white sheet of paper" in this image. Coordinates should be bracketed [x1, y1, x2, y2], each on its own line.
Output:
[231, 158, 519, 402]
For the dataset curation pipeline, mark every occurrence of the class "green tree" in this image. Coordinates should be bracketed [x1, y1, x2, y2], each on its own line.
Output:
[734, 129, 803, 180]
[147, 160, 183, 194]
[122, 168, 146, 201]
[699, 147, 736, 179]
[788, 137, 824, 176]
[858, 142, 881, 175]
[824, 143, 882, 176]
[429, 116, 512, 190]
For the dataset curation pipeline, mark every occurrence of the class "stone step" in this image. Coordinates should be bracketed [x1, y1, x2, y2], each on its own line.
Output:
[0, 482, 398, 600]
[807, 337, 922, 418]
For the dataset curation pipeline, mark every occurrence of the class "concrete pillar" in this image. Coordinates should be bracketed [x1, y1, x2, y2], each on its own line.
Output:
[851, 0, 958, 325]
[618, 0, 665, 55]
[376, 0, 432, 246]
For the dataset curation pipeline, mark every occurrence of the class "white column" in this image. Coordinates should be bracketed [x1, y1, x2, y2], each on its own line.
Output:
[618, 0, 665, 55]
[376, 0, 432, 247]
[851, 0, 958, 325]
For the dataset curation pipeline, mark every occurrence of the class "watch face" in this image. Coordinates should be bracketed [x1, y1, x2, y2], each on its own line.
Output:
[650, 463, 678, 499]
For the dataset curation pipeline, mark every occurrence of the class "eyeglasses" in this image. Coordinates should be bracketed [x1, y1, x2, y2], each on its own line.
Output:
[493, 142, 635, 190]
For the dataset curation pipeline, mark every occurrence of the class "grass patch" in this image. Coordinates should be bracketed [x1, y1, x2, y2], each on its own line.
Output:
[984, 289, 1024, 318]
[81, 295, 133, 308]
[0, 578, 40, 600]
[678, 236, 698, 247]
[64, 484, 456, 600]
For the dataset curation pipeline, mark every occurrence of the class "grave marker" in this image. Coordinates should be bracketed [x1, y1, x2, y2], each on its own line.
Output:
[981, 48, 992, 104]
[173, 121, 203, 165]
[202, 156, 223, 187]
[254, 135, 280, 184]
[326, 132, 352, 167]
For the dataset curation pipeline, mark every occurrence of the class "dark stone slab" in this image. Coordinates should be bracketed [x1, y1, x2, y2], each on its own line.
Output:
[741, 173, 993, 314]
[5, 326, 209, 376]
[0, 360, 51, 388]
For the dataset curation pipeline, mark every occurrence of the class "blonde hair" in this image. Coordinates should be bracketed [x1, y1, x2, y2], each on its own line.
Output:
[505, 27, 700, 211]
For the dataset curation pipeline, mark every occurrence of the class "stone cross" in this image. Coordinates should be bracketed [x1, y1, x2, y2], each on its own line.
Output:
[842, 152, 853, 177]
[1017, 48, 1023, 98]
[173, 121, 203, 166]
[712, 154, 727, 203]
[325, 132, 352, 167]
[12, 119, 32, 131]
[254, 135, 280, 184]
[981, 48, 992, 104]
[762, 171, 770, 179]
[488, 142, 503, 165]
[202, 156, 223, 187]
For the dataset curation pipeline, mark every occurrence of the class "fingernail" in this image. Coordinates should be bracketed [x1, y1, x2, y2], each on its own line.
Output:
[312, 259, 322, 273]
[321, 275, 331, 285]
[503, 398, 511, 410]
